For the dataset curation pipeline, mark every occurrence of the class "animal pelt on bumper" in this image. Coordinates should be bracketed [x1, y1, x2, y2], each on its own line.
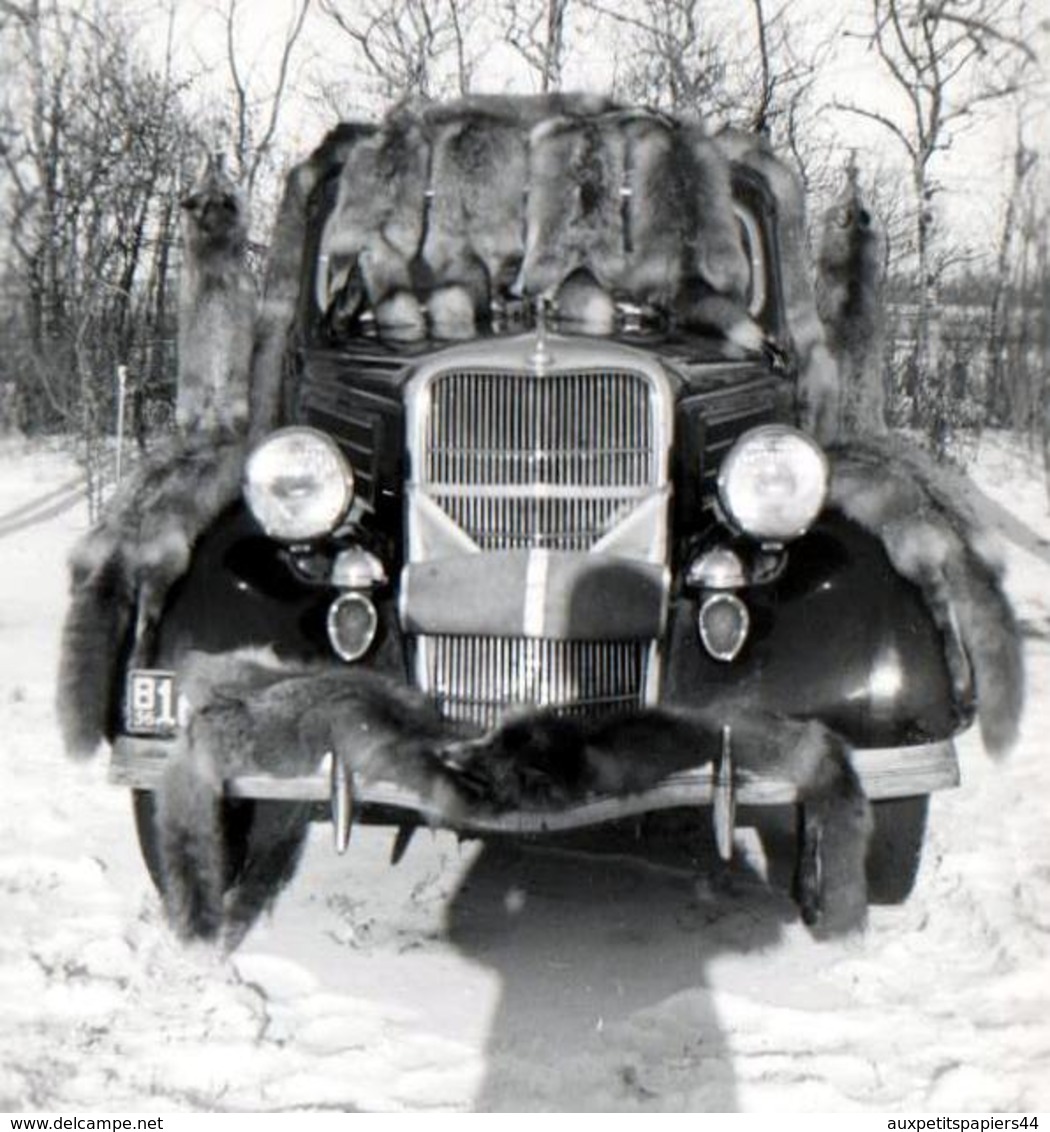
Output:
[56, 429, 248, 759]
[827, 434, 1024, 755]
[156, 651, 872, 942]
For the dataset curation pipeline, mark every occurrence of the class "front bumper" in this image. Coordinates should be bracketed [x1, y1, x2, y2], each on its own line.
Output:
[110, 731, 959, 837]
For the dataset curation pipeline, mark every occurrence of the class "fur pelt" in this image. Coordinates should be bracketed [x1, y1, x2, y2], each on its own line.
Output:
[444, 708, 871, 936]
[312, 101, 771, 351]
[154, 652, 871, 940]
[177, 156, 255, 433]
[518, 114, 629, 298]
[422, 111, 530, 324]
[156, 745, 313, 948]
[321, 113, 430, 338]
[827, 435, 1024, 755]
[716, 129, 841, 443]
[56, 430, 248, 759]
[252, 124, 368, 436]
[816, 169, 888, 437]
[624, 115, 749, 305]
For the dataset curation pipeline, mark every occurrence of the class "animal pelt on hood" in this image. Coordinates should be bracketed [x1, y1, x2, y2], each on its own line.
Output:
[319, 113, 429, 339]
[56, 429, 248, 760]
[155, 651, 871, 940]
[421, 111, 530, 331]
[623, 114, 750, 306]
[827, 434, 1024, 756]
[518, 114, 629, 299]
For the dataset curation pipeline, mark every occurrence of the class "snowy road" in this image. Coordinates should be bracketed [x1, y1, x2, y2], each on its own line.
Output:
[1, 434, 1048, 1112]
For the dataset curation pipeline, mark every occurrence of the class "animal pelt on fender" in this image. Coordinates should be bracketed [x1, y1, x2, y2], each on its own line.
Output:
[177, 156, 255, 433]
[157, 651, 871, 940]
[827, 435, 1024, 755]
[56, 430, 248, 759]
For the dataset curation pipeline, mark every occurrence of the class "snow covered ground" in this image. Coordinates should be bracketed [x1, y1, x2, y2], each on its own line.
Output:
[1, 432, 1048, 1113]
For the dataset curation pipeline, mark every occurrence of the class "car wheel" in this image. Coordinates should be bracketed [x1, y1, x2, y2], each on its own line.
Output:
[865, 794, 929, 904]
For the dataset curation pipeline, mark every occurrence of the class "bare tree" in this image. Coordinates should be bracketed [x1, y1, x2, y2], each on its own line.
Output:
[985, 112, 1037, 425]
[318, 0, 479, 103]
[0, 0, 201, 500]
[219, 0, 311, 200]
[835, 0, 1037, 449]
[502, 0, 571, 92]
[581, 0, 727, 115]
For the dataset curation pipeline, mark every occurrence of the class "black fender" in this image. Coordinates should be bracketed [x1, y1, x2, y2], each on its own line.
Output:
[663, 512, 974, 748]
[149, 504, 404, 678]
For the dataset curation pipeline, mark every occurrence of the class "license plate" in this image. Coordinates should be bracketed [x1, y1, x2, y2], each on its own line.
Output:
[125, 669, 179, 737]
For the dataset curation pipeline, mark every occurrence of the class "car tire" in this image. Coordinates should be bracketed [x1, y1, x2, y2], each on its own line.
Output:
[865, 794, 929, 904]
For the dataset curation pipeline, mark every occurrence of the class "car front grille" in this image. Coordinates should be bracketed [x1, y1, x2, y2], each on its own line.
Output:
[417, 634, 652, 730]
[422, 368, 660, 552]
[405, 344, 672, 730]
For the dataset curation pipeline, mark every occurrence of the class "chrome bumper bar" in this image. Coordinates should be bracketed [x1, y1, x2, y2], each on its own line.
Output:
[110, 734, 959, 837]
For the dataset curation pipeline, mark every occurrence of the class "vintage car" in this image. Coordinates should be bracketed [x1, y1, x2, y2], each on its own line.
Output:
[105, 99, 978, 928]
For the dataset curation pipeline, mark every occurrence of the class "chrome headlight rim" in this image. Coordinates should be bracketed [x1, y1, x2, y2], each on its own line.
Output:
[244, 426, 355, 543]
[716, 424, 829, 544]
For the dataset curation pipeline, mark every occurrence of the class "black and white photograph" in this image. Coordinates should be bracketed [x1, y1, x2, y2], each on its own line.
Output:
[0, 0, 1047, 1114]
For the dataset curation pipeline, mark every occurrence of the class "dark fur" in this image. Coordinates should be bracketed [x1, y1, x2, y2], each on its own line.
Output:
[816, 170, 888, 436]
[422, 111, 529, 321]
[518, 115, 628, 297]
[56, 431, 248, 759]
[624, 116, 749, 304]
[322, 114, 429, 337]
[177, 157, 255, 433]
[828, 436, 1024, 755]
[155, 653, 870, 940]
[253, 125, 370, 435]
[446, 708, 870, 935]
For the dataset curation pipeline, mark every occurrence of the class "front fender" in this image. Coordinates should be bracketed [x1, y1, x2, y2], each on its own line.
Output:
[663, 513, 974, 747]
[149, 504, 403, 677]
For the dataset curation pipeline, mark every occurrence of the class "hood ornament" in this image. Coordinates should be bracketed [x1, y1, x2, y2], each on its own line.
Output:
[529, 297, 554, 372]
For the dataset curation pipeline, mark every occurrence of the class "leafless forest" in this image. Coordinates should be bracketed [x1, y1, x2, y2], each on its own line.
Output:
[1, 0, 1047, 497]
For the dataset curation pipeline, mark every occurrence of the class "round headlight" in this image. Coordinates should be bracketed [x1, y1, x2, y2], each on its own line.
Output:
[717, 425, 828, 542]
[244, 427, 354, 541]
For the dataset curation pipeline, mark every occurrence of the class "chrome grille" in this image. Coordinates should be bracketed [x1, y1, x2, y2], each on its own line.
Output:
[419, 635, 650, 729]
[423, 369, 658, 551]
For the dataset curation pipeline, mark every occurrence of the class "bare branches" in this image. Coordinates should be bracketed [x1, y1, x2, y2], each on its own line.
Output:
[502, 0, 570, 92]
[318, 0, 478, 102]
[220, 0, 311, 197]
[837, 0, 1040, 449]
[581, 0, 727, 115]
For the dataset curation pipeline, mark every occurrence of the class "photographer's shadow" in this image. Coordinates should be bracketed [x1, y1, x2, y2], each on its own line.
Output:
[444, 815, 795, 1111]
